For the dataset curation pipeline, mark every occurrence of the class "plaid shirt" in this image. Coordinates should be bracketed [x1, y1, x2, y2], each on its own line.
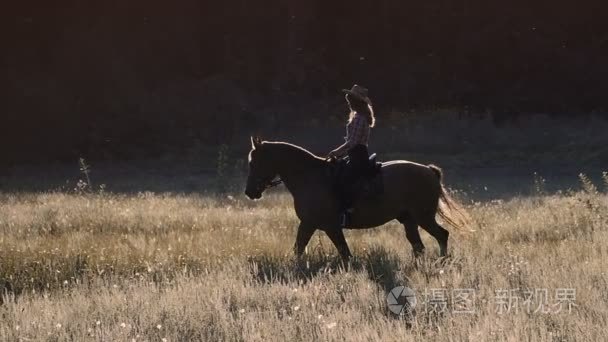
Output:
[334, 113, 370, 156]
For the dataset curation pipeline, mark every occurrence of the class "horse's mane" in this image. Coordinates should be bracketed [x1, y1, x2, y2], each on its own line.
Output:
[262, 141, 325, 162]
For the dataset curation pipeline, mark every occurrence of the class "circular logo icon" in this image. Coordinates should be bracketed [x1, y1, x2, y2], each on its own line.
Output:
[387, 286, 417, 315]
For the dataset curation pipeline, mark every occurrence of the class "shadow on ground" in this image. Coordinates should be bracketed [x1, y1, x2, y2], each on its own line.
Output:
[247, 247, 461, 324]
[247, 247, 408, 292]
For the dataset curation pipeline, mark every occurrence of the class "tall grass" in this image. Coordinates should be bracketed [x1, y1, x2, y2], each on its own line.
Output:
[0, 184, 607, 341]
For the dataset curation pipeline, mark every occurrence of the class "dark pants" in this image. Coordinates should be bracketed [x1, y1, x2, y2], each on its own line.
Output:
[338, 144, 369, 210]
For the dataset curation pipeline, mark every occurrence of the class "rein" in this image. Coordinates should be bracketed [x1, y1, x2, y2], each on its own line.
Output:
[266, 178, 283, 189]
[266, 157, 336, 190]
[259, 148, 336, 192]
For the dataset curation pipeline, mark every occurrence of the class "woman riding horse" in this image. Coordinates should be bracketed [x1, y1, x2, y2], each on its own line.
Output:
[327, 84, 376, 228]
[245, 138, 471, 259]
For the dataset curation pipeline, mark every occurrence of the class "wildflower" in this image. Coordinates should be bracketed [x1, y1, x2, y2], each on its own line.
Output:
[55, 323, 62, 329]
[293, 306, 300, 311]
[121, 323, 126, 328]
[157, 324, 162, 330]
[326, 322, 337, 329]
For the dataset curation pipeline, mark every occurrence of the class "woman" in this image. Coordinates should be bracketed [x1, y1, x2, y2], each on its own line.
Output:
[328, 84, 376, 227]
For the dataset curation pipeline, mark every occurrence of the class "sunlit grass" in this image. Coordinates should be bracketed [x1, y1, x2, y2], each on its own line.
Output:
[0, 188, 607, 341]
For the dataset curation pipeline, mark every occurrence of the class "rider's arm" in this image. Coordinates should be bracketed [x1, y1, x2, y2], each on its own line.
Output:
[329, 142, 350, 158]
[328, 115, 366, 157]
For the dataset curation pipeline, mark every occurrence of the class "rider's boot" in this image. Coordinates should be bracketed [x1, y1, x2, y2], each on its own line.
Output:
[340, 207, 354, 228]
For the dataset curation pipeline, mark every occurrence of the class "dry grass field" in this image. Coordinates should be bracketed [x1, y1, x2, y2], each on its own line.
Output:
[0, 175, 607, 341]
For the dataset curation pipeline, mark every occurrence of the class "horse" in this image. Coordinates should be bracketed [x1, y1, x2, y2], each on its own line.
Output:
[244, 136, 470, 260]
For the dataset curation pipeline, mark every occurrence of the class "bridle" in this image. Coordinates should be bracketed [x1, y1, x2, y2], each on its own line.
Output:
[251, 176, 283, 194]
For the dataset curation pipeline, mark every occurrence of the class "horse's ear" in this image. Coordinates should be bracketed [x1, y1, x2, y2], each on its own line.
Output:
[251, 136, 262, 149]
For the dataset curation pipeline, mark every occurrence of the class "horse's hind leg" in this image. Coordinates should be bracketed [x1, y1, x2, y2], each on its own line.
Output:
[418, 214, 449, 257]
[397, 213, 425, 257]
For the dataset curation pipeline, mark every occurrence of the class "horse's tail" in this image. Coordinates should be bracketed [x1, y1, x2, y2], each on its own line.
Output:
[428, 164, 474, 232]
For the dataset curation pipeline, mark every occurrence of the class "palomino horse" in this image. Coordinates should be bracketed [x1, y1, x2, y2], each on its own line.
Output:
[245, 137, 470, 259]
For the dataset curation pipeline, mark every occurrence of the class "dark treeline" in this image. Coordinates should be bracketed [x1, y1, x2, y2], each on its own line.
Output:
[1, 1, 607, 165]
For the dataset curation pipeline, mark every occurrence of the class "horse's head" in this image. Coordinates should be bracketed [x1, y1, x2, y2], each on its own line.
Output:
[245, 136, 278, 199]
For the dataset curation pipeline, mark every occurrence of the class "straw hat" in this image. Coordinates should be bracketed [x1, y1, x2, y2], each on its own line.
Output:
[342, 84, 372, 105]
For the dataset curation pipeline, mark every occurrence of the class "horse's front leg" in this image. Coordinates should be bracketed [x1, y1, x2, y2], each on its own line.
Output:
[325, 227, 352, 260]
[293, 222, 315, 258]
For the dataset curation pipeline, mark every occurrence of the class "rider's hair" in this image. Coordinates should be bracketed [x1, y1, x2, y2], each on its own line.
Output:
[346, 95, 375, 128]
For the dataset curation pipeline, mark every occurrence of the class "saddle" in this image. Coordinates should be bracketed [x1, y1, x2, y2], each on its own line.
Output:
[364, 153, 383, 178]
[330, 153, 384, 200]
